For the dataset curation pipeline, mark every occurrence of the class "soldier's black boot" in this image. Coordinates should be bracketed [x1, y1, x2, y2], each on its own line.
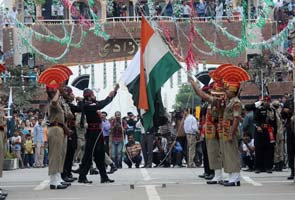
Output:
[277, 161, 283, 171]
[287, 168, 294, 180]
[108, 163, 118, 174]
[0, 189, 7, 198]
[101, 178, 115, 183]
[78, 176, 93, 184]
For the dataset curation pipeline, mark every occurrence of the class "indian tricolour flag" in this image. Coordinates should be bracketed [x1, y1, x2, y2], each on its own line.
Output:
[122, 17, 181, 131]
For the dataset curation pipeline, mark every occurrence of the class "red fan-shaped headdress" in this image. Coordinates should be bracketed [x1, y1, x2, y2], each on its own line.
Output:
[38, 68, 69, 88]
[51, 64, 73, 77]
[219, 65, 250, 92]
[209, 64, 232, 92]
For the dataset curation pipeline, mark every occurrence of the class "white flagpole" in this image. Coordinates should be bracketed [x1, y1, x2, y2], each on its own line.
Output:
[7, 87, 12, 120]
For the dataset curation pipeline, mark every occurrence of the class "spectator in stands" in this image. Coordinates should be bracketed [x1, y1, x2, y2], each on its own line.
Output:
[57, 4, 64, 19]
[205, 0, 215, 19]
[120, 2, 127, 17]
[135, 1, 141, 17]
[24, 6, 33, 24]
[164, 0, 173, 17]
[129, 0, 134, 19]
[181, 1, 191, 18]
[250, 4, 257, 19]
[196, 0, 207, 17]
[215, 0, 223, 20]
[142, 1, 150, 16]
[112, 1, 121, 18]
[155, 3, 162, 16]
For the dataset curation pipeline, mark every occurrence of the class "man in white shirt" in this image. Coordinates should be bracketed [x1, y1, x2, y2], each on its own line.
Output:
[183, 108, 199, 168]
[58, 5, 64, 19]
[152, 134, 168, 167]
[242, 134, 255, 171]
[182, 1, 191, 18]
[215, 0, 224, 21]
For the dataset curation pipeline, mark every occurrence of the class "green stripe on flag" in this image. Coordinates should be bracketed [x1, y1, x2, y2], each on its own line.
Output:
[143, 52, 181, 131]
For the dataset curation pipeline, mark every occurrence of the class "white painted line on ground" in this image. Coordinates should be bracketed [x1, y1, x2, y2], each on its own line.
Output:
[138, 184, 163, 188]
[72, 183, 93, 187]
[21, 199, 81, 200]
[145, 185, 161, 200]
[140, 168, 161, 200]
[34, 180, 50, 190]
[2, 185, 36, 188]
[242, 176, 262, 186]
[140, 168, 151, 181]
[47, 198, 81, 200]
[259, 180, 292, 183]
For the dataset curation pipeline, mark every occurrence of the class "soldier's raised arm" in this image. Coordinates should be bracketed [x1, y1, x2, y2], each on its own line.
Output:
[188, 76, 213, 104]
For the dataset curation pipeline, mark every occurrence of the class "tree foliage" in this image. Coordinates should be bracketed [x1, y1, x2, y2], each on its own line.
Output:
[173, 83, 201, 110]
[1, 65, 41, 112]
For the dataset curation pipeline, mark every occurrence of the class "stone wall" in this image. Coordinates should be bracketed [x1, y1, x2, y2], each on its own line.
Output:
[3, 20, 276, 66]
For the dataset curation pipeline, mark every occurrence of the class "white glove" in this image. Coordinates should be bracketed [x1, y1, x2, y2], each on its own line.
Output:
[255, 101, 263, 108]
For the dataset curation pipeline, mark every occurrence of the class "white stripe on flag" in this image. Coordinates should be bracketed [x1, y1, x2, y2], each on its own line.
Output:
[121, 48, 140, 86]
[143, 32, 169, 83]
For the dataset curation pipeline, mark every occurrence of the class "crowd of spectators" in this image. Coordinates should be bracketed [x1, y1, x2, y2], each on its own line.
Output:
[3, 109, 48, 169]
[0, 95, 293, 176]
[106, 0, 295, 22]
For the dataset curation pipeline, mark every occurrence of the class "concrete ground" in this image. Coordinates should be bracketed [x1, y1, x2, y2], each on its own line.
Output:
[1, 165, 294, 200]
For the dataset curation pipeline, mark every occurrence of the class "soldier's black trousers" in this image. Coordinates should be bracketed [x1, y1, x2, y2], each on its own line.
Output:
[202, 140, 214, 175]
[254, 129, 274, 171]
[287, 136, 295, 171]
[62, 130, 77, 178]
[79, 130, 108, 180]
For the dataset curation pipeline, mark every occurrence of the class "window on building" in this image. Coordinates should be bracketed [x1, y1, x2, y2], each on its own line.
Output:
[113, 60, 117, 86]
[177, 70, 182, 85]
[103, 62, 107, 89]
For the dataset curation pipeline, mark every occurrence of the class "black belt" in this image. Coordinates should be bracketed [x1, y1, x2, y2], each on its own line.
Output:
[48, 122, 64, 128]
[87, 123, 101, 129]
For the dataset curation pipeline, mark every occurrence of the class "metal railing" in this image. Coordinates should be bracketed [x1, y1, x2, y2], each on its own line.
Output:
[21, 15, 276, 25]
